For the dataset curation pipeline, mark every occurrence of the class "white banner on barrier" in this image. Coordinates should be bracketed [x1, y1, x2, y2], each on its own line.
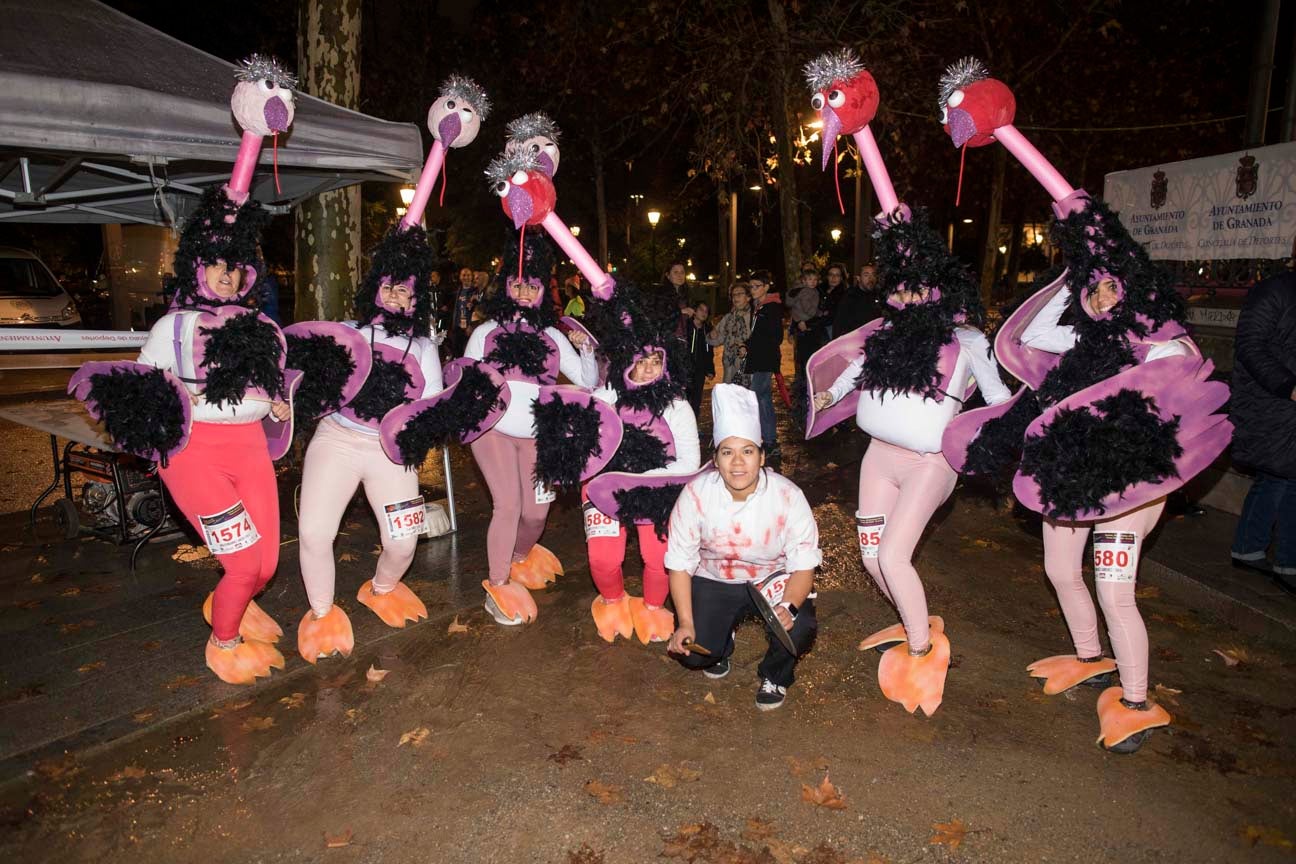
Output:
[1103, 142, 1296, 261]
[0, 329, 149, 351]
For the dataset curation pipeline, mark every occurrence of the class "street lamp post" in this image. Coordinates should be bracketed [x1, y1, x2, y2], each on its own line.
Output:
[647, 209, 661, 273]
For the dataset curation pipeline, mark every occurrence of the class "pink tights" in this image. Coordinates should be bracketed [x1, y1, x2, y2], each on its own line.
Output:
[1042, 498, 1165, 703]
[298, 419, 420, 616]
[857, 439, 958, 653]
[470, 430, 551, 584]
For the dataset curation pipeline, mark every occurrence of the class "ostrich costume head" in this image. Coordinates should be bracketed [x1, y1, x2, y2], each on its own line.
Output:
[231, 55, 297, 138]
[478, 228, 559, 329]
[354, 225, 438, 338]
[428, 75, 491, 149]
[164, 185, 269, 309]
[505, 112, 561, 177]
[587, 284, 688, 415]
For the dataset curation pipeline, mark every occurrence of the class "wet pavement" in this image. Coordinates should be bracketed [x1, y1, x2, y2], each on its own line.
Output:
[1, 371, 1295, 862]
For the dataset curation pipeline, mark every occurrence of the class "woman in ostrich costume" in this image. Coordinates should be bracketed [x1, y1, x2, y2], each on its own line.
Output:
[69, 57, 301, 684]
[802, 50, 1013, 717]
[581, 283, 702, 644]
[291, 78, 488, 663]
[937, 59, 1232, 752]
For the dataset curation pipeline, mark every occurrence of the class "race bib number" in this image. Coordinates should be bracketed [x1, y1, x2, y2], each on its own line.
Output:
[383, 496, 426, 540]
[535, 481, 556, 505]
[199, 501, 260, 555]
[1093, 531, 1139, 583]
[582, 500, 621, 540]
[755, 569, 789, 606]
[856, 514, 886, 559]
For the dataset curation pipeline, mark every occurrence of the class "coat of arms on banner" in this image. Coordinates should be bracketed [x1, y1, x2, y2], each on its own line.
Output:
[1236, 155, 1259, 200]
[1149, 169, 1167, 210]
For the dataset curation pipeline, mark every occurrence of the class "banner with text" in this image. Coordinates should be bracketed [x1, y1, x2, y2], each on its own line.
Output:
[1103, 142, 1296, 261]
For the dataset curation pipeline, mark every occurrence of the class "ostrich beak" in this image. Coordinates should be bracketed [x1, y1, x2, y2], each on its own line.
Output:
[263, 96, 291, 133]
[820, 107, 842, 171]
[534, 151, 556, 178]
[507, 185, 535, 229]
[437, 112, 463, 147]
[947, 107, 977, 149]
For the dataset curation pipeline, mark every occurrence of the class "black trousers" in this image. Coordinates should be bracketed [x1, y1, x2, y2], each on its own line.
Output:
[678, 575, 817, 687]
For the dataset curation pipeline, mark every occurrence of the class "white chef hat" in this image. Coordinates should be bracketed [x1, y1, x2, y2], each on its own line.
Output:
[711, 383, 763, 448]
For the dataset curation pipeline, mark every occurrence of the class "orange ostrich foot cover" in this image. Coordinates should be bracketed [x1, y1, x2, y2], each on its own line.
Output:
[1027, 654, 1118, 695]
[1096, 686, 1171, 749]
[629, 597, 675, 645]
[509, 544, 563, 589]
[202, 593, 283, 644]
[483, 580, 537, 624]
[877, 631, 951, 717]
[296, 606, 354, 663]
[205, 637, 285, 685]
[357, 581, 428, 628]
[858, 615, 944, 651]
[591, 595, 634, 642]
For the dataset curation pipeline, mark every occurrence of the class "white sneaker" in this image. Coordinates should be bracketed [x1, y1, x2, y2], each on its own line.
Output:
[484, 594, 522, 626]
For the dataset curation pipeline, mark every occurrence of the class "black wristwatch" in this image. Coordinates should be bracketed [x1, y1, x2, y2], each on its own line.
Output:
[779, 601, 799, 618]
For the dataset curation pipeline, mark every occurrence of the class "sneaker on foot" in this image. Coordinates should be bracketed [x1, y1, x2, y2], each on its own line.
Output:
[704, 657, 731, 679]
[755, 678, 787, 711]
[484, 594, 522, 626]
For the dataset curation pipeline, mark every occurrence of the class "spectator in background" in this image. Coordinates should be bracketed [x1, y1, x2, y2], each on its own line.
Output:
[1230, 260, 1296, 592]
[822, 263, 848, 339]
[709, 281, 754, 384]
[255, 244, 280, 325]
[685, 301, 714, 416]
[450, 266, 480, 356]
[563, 274, 585, 318]
[833, 262, 883, 336]
[743, 270, 784, 466]
[788, 265, 826, 379]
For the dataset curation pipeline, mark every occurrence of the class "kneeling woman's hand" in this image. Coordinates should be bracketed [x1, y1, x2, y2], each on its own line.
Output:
[667, 624, 697, 656]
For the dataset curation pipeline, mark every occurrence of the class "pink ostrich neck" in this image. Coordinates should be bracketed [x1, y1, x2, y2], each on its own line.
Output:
[993, 124, 1075, 203]
[401, 139, 447, 229]
[541, 211, 613, 294]
[851, 126, 900, 216]
[228, 130, 264, 198]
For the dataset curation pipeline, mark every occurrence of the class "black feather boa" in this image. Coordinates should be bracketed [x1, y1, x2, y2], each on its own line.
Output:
[1020, 389, 1182, 520]
[164, 186, 269, 310]
[285, 333, 356, 420]
[392, 366, 506, 468]
[856, 302, 956, 400]
[87, 367, 188, 466]
[348, 355, 413, 422]
[532, 395, 604, 487]
[485, 327, 552, 379]
[479, 287, 559, 333]
[613, 484, 686, 541]
[584, 281, 687, 412]
[606, 424, 670, 474]
[354, 225, 437, 338]
[198, 313, 285, 407]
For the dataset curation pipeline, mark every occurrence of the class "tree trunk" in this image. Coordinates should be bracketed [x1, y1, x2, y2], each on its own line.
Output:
[1004, 208, 1025, 301]
[717, 188, 729, 288]
[767, 0, 801, 292]
[978, 146, 1007, 306]
[294, 0, 361, 323]
[592, 141, 609, 270]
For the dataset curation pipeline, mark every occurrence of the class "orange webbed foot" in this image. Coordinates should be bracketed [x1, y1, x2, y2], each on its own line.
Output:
[296, 606, 354, 663]
[1096, 686, 1171, 752]
[591, 594, 634, 642]
[203, 593, 284, 644]
[858, 615, 944, 651]
[357, 581, 428, 628]
[877, 631, 951, 717]
[483, 580, 538, 625]
[629, 597, 675, 645]
[509, 544, 563, 589]
[1027, 654, 1118, 695]
[205, 637, 285, 685]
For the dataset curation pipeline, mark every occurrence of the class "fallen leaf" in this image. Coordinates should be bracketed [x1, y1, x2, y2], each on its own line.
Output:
[107, 765, 147, 782]
[132, 710, 156, 724]
[644, 761, 701, 789]
[447, 616, 469, 634]
[548, 744, 583, 766]
[241, 716, 276, 732]
[339, 552, 359, 563]
[583, 779, 623, 804]
[1212, 648, 1244, 667]
[398, 726, 430, 747]
[324, 828, 353, 848]
[345, 708, 361, 722]
[800, 772, 847, 810]
[172, 543, 211, 562]
[1240, 824, 1293, 849]
[704, 691, 716, 704]
[140, 640, 162, 651]
[565, 843, 605, 864]
[35, 755, 79, 780]
[279, 692, 306, 709]
[77, 660, 106, 674]
[59, 619, 96, 635]
[60, 587, 81, 597]
[164, 674, 203, 690]
[1153, 684, 1182, 706]
[742, 817, 777, 840]
[930, 819, 968, 850]
[366, 665, 390, 682]
[1134, 585, 1161, 599]
[13, 599, 40, 609]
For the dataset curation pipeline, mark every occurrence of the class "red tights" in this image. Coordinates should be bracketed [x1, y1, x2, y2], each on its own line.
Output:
[583, 491, 669, 605]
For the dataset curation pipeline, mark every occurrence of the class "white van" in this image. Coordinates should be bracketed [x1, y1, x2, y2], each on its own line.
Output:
[0, 246, 81, 327]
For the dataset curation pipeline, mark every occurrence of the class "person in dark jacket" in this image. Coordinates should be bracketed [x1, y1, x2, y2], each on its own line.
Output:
[1230, 267, 1296, 589]
[743, 270, 784, 461]
[833, 263, 884, 337]
[821, 262, 848, 338]
[685, 301, 715, 416]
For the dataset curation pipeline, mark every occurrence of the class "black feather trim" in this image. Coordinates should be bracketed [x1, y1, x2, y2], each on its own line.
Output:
[606, 424, 669, 474]
[285, 333, 356, 420]
[532, 395, 604, 487]
[198, 313, 285, 407]
[1020, 389, 1182, 520]
[392, 366, 506, 468]
[484, 327, 553, 380]
[962, 389, 1040, 481]
[856, 302, 956, 399]
[874, 206, 985, 327]
[165, 186, 269, 310]
[348, 355, 413, 422]
[584, 279, 687, 409]
[612, 484, 686, 541]
[86, 367, 188, 466]
[354, 224, 437, 338]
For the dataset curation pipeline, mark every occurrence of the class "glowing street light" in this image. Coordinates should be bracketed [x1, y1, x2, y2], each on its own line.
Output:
[647, 210, 662, 271]
[571, 226, 581, 237]
[830, 228, 842, 243]
[647, 210, 661, 226]
[962, 218, 974, 224]
[399, 185, 416, 206]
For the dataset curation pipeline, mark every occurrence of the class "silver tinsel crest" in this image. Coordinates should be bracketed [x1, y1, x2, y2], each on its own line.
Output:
[234, 55, 297, 90]
[803, 48, 864, 92]
[938, 57, 989, 107]
[484, 148, 541, 188]
[439, 74, 492, 120]
[506, 112, 561, 146]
